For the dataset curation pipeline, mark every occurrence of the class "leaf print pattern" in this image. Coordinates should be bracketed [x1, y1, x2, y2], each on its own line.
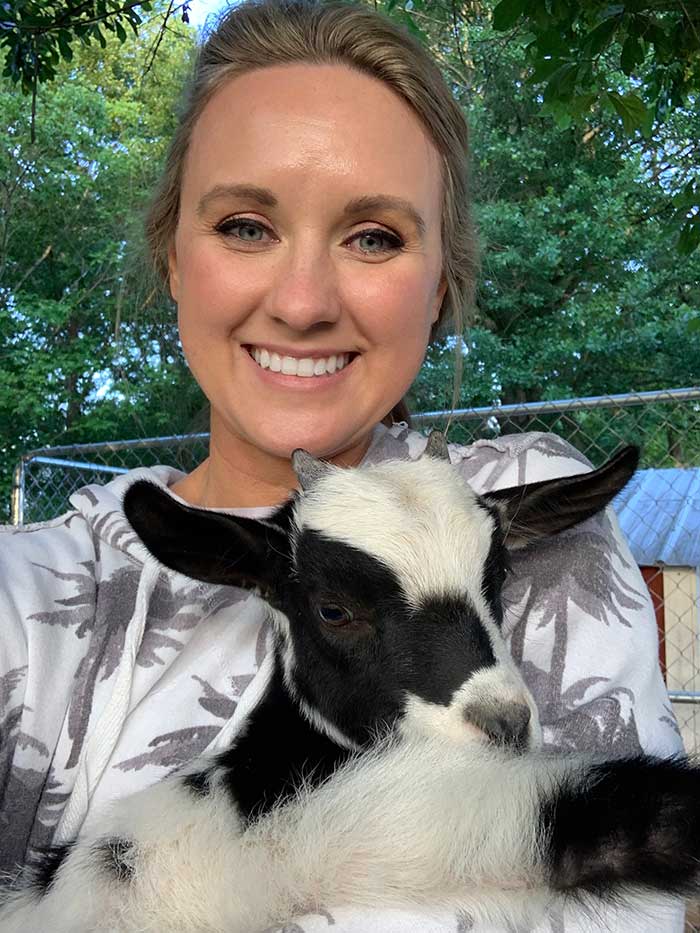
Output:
[0, 668, 31, 785]
[660, 703, 682, 737]
[193, 675, 238, 721]
[0, 666, 28, 713]
[0, 763, 48, 873]
[0, 666, 52, 872]
[27, 560, 246, 767]
[263, 909, 336, 932]
[115, 669, 252, 773]
[500, 514, 648, 755]
[114, 725, 223, 773]
[506, 519, 645, 662]
[31, 769, 72, 850]
[27, 561, 97, 633]
[454, 431, 592, 491]
[1, 434, 683, 932]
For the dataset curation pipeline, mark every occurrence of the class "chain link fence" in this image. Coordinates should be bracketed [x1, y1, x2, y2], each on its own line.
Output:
[10, 384, 700, 926]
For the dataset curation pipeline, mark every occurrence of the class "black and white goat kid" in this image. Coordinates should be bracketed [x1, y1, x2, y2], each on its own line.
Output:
[1, 435, 698, 932]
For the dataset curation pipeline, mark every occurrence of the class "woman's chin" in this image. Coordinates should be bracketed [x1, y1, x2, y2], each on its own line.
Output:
[248, 418, 376, 462]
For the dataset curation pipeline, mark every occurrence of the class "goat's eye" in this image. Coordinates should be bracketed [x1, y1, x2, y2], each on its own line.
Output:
[317, 604, 353, 626]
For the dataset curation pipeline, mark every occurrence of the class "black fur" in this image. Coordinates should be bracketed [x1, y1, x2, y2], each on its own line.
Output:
[26, 844, 73, 894]
[288, 531, 501, 742]
[478, 504, 509, 625]
[214, 662, 350, 823]
[484, 446, 639, 548]
[184, 768, 213, 798]
[544, 755, 700, 899]
[97, 839, 135, 883]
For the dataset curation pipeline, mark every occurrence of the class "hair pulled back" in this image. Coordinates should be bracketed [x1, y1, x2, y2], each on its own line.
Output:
[145, 0, 477, 422]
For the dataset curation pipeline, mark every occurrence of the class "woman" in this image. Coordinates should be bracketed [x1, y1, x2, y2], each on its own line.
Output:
[0, 0, 683, 929]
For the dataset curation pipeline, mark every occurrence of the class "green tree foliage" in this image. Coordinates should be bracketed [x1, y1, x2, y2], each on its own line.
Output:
[488, 0, 700, 254]
[395, 3, 699, 458]
[0, 0, 698, 522]
[0, 12, 204, 519]
[2, 0, 698, 249]
[0, 1, 191, 137]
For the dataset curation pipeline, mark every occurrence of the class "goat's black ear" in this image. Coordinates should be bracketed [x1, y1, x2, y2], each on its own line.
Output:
[122, 481, 292, 594]
[483, 445, 639, 550]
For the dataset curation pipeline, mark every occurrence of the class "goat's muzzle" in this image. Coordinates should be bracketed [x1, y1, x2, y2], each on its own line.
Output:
[462, 702, 532, 754]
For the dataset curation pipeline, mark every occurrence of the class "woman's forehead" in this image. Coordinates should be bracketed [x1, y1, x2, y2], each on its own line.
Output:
[181, 62, 443, 222]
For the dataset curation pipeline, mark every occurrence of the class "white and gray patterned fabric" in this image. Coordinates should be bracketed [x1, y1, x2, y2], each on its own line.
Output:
[0, 424, 685, 931]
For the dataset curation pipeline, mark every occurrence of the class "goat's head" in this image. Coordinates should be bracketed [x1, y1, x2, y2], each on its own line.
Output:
[123, 437, 638, 755]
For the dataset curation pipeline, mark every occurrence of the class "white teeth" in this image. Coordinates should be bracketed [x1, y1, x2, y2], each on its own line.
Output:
[248, 348, 351, 377]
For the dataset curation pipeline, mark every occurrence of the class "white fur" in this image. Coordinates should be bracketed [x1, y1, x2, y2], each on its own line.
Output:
[294, 460, 495, 610]
[403, 665, 542, 749]
[0, 738, 582, 932]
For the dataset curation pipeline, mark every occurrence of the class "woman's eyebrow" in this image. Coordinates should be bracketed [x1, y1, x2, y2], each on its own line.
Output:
[196, 183, 427, 238]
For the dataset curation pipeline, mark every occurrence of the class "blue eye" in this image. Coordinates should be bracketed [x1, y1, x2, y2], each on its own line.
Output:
[318, 605, 353, 626]
[354, 229, 403, 254]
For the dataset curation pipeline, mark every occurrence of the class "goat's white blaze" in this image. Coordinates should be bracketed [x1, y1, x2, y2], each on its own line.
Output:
[402, 665, 543, 749]
[294, 459, 495, 612]
[294, 459, 542, 748]
[274, 606, 360, 751]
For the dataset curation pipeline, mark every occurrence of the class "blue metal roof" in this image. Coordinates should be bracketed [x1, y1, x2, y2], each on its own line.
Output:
[613, 468, 700, 567]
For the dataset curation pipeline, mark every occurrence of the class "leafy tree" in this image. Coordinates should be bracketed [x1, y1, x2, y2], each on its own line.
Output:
[403, 4, 700, 462]
[0, 1, 191, 140]
[3, 0, 698, 248]
[0, 11, 203, 519]
[488, 0, 700, 254]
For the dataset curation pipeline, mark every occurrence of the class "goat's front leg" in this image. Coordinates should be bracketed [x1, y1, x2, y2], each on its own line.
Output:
[0, 740, 545, 932]
[0, 774, 254, 933]
[1, 740, 699, 932]
[250, 739, 700, 928]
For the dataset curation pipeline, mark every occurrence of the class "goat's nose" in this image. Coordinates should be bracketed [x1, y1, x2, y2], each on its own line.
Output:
[463, 703, 531, 753]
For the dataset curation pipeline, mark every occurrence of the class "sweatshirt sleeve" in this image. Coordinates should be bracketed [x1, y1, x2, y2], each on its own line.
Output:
[0, 511, 98, 873]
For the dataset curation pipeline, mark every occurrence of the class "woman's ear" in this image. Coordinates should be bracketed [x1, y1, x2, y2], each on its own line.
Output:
[432, 274, 448, 325]
[168, 243, 180, 301]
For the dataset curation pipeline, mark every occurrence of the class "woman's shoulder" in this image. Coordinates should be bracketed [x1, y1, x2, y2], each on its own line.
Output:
[0, 464, 183, 573]
[382, 423, 593, 494]
[0, 506, 96, 568]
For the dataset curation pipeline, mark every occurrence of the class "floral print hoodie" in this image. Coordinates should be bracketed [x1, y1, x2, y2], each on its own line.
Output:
[0, 424, 684, 931]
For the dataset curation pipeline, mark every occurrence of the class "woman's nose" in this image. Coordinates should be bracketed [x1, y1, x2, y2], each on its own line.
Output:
[262, 244, 342, 332]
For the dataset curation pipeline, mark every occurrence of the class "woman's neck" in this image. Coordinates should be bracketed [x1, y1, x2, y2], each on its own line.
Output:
[170, 425, 376, 509]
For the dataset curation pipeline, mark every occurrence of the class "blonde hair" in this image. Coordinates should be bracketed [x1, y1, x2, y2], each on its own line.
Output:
[145, 0, 477, 424]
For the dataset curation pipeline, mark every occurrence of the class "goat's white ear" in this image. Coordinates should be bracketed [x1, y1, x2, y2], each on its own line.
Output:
[292, 449, 332, 491]
[483, 445, 639, 551]
[422, 430, 450, 462]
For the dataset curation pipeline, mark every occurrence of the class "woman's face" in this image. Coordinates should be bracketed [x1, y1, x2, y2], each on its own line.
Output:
[170, 62, 447, 462]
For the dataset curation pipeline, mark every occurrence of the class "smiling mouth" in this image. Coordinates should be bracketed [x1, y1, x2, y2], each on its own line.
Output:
[245, 346, 358, 377]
